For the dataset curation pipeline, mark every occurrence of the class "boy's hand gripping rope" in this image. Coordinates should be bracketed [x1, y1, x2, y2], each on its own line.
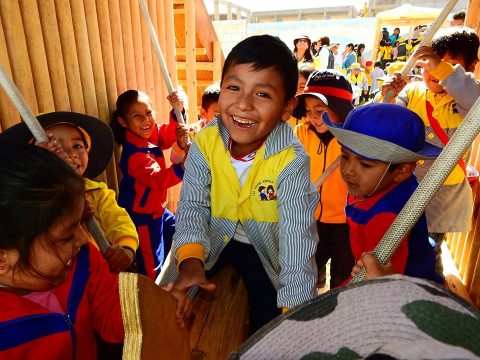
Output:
[0, 63, 111, 255]
[382, 0, 458, 103]
[351, 94, 480, 283]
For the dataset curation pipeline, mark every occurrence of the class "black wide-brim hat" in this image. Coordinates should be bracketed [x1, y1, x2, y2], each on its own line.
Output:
[0, 112, 114, 179]
[229, 275, 480, 359]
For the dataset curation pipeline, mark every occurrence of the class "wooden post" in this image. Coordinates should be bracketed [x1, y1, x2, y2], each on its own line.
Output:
[119, 0, 138, 90]
[18, 0, 54, 114]
[0, 15, 20, 129]
[156, 0, 169, 121]
[130, 0, 146, 92]
[0, 1, 39, 115]
[214, 0, 220, 21]
[108, 0, 128, 96]
[70, 0, 100, 116]
[55, 0, 86, 113]
[184, 0, 198, 124]
[213, 40, 222, 83]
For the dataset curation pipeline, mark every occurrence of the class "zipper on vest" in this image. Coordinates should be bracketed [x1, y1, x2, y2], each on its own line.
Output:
[318, 144, 328, 221]
[66, 314, 76, 360]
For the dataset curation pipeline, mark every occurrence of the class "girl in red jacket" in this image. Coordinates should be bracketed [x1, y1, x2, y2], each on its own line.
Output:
[0, 142, 124, 359]
[110, 90, 188, 280]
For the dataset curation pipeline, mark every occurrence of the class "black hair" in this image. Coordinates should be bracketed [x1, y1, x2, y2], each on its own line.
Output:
[356, 43, 365, 57]
[221, 35, 299, 101]
[347, 43, 354, 50]
[431, 28, 479, 69]
[298, 62, 315, 81]
[452, 9, 466, 21]
[0, 142, 84, 270]
[319, 36, 330, 46]
[110, 89, 151, 144]
[374, 61, 382, 68]
[201, 83, 221, 111]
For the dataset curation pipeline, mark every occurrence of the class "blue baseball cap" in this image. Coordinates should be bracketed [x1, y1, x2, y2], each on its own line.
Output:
[322, 103, 442, 163]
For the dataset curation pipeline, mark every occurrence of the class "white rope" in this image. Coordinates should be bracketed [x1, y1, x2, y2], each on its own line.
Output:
[382, 0, 458, 103]
[138, 0, 187, 130]
[351, 94, 480, 282]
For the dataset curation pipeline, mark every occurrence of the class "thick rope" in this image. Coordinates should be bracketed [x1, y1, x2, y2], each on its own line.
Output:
[351, 94, 480, 282]
[382, 0, 458, 103]
[0, 63, 111, 254]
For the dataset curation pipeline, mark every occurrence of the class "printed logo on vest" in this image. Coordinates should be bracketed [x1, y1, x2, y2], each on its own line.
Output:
[253, 180, 277, 201]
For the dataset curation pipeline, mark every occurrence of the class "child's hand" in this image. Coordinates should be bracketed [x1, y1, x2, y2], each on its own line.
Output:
[161, 283, 192, 328]
[414, 45, 441, 73]
[351, 252, 393, 280]
[105, 245, 135, 273]
[36, 132, 80, 172]
[167, 89, 185, 113]
[163, 258, 215, 328]
[381, 73, 406, 102]
[175, 124, 189, 150]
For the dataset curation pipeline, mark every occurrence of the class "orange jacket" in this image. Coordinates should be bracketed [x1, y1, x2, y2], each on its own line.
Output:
[294, 123, 347, 223]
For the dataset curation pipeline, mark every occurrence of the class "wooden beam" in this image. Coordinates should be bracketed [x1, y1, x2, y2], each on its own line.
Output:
[176, 61, 215, 71]
[176, 47, 207, 56]
[184, 0, 197, 124]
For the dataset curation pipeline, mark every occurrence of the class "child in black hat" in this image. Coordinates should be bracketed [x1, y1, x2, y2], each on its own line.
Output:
[0, 112, 139, 273]
[293, 69, 355, 289]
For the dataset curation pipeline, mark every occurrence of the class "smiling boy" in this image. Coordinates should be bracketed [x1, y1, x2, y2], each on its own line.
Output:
[159, 35, 319, 334]
[323, 103, 443, 284]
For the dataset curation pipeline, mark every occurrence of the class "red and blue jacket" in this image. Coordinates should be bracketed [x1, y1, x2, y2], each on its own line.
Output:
[118, 111, 184, 223]
[346, 175, 442, 283]
[0, 243, 124, 359]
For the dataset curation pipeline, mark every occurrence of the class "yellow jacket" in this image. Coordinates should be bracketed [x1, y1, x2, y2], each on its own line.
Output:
[294, 123, 347, 223]
[84, 178, 139, 251]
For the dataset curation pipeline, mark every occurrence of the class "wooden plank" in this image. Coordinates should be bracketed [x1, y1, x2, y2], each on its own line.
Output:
[84, 0, 118, 189]
[189, 266, 248, 360]
[38, 0, 70, 110]
[119, 0, 137, 90]
[213, 40, 222, 83]
[184, 0, 198, 124]
[0, 14, 20, 129]
[55, 0, 86, 113]
[176, 48, 208, 56]
[0, 1, 39, 115]
[177, 62, 215, 71]
[18, 0, 55, 113]
[445, 274, 473, 304]
[108, 0, 128, 95]
[70, 0, 100, 116]
[130, 0, 146, 92]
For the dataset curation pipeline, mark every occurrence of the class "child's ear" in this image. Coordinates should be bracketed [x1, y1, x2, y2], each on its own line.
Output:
[466, 59, 478, 73]
[117, 116, 128, 129]
[0, 250, 14, 275]
[200, 108, 207, 120]
[282, 97, 298, 121]
[392, 162, 416, 182]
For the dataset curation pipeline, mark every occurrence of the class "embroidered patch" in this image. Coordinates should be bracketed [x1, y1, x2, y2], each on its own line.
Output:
[252, 180, 277, 201]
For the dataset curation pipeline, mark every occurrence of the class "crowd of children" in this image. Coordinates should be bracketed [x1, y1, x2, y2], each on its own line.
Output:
[0, 20, 479, 357]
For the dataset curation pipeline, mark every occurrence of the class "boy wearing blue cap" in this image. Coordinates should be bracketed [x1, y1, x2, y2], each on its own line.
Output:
[323, 103, 443, 283]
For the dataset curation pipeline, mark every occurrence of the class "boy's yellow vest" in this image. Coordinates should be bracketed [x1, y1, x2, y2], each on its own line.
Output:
[196, 126, 297, 224]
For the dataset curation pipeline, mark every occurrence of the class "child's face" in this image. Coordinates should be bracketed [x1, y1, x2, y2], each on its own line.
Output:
[423, 52, 468, 94]
[305, 96, 332, 133]
[0, 195, 89, 291]
[340, 147, 396, 197]
[48, 124, 89, 176]
[118, 99, 155, 140]
[219, 63, 297, 157]
[201, 102, 220, 124]
[296, 75, 308, 96]
[352, 69, 360, 76]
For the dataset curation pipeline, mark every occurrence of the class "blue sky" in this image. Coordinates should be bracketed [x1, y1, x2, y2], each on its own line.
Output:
[205, 0, 367, 12]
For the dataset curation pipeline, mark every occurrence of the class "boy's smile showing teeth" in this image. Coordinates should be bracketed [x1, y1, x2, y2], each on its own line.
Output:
[219, 63, 297, 158]
[232, 116, 255, 128]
